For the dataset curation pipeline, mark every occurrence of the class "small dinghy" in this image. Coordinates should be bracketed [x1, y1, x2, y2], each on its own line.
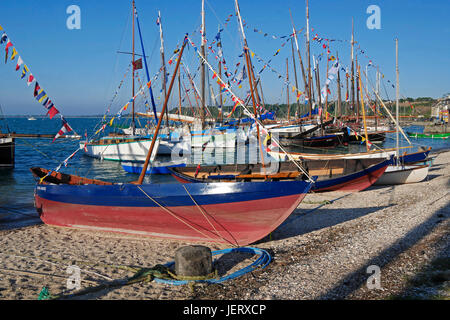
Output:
[373, 164, 429, 185]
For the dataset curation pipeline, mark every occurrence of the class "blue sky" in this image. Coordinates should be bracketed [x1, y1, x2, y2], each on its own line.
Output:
[0, 0, 449, 116]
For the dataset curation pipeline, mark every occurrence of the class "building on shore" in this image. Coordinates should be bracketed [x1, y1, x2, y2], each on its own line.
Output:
[431, 95, 449, 123]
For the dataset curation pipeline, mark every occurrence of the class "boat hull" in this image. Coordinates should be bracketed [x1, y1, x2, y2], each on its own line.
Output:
[168, 158, 390, 193]
[81, 138, 160, 162]
[34, 180, 312, 246]
[0, 137, 15, 168]
[407, 132, 450, 139]
[121, 160, 186, 175]
[373, 165, 429, 185]
[312, 159, 389, 192]
[268, 147, 431, 163]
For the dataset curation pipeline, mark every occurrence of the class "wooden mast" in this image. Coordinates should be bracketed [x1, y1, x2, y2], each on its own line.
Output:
[324, 39, 330, 120]
[235, 0, 265, 171]
[289, 38, 299, 119]
[217, 26, 223, 124]
[358, 66, 370, 152]
[131, 0, 136, 135]
[375, 66, 380, 131]
[200, 0, 206, 127]
[136, 38, 187, 185]
[350, 18, 355, 122]
[356, 54, 360, 124]
[345, 67, 349, 117]
[305, 0, 313, 119]
[157, 11, 169, 125]
[314, 57, 324, 136]
[395, 38, 400, 164]
[178, 66, 182, 116]
[286, 58, 290, 121]
[289, 9, 309, 120]
[336, 52, 342, 119]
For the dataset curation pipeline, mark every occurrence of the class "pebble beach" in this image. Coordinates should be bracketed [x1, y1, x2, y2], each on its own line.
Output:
[0, 150, 448, 300]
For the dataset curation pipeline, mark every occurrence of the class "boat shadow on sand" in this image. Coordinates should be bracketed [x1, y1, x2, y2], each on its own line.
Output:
[259, 193, 390, 243]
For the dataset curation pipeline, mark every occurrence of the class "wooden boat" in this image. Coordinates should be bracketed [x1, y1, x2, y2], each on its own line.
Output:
[373, 164, 429, 185]
[30, 167, 313, 246]
[372, 40, 430, 186]
[81, 136, 160, 162]
[0, 136, 15, 169]
[31, 16, 314, 246]
[121, 159, 186, 175]
[168, 157, 391, 192]
[299, 134, 342, 148]
[407, 132, 450, 139]
[268, 146, 431, 163]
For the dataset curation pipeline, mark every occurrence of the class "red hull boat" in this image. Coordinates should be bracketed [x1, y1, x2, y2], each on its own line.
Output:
[32, 168, 313, 246]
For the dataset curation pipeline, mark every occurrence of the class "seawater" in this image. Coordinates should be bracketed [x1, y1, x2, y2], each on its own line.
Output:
[0, 118, 449, 230]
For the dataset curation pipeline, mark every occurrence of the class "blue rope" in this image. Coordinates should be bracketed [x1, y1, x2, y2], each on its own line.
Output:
[154, 247, 271, 285]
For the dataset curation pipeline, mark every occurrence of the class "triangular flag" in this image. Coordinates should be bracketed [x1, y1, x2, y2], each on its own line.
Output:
[34, 82, 40, 97]
[46, 105, 59, 119]
[0, 33, 7, 44]
[10, 47, 17, 60]
[15, 56, 23, 71]
[53, 117, 73, 142]
[27, 74, 34, 86]
[5, 40, 12, 63]
[21, 65, 29, 79]
[42, 97, 49, 107]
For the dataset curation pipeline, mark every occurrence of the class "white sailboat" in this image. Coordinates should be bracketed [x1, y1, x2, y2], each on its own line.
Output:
[81, 136, 160, 162]
[81, 0, 162, 162]
[374, 39, 429, 185]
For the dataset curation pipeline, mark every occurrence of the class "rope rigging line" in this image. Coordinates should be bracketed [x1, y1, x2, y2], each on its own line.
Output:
[135, 185, 221, 243]
[187, 36, 314, 182]
[181, 184, 239, 247]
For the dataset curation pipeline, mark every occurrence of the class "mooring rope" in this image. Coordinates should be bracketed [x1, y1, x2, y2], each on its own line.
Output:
[181, 184, 239, 247]
[136, 185, 218, 243]
[36, 247, 271, 299]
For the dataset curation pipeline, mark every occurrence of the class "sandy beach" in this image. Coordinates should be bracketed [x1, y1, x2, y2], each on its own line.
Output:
[0, 150, 448, 300]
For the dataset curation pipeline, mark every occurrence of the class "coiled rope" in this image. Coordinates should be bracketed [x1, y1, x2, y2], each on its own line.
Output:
[37, 246, 271, 299]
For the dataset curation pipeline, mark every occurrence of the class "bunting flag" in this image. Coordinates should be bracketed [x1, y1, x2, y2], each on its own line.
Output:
[1, 25, 76, 143]
[35, 89, 48, 103]
[0, 33, 7, 44]
[44, 99, 58, 119]
[53, 117, 73, 142]
[21, 65, 29, 79]
[10, 47, 17, 60]
[15, 56, 23, 71]
[95, 123, 107, 135]
[62, 149, 79, 168]
[27, 73, 34, 86]
[4, 39, 12, 63]
[47, 105, 60, 119]
[34, 82, 40, 97]
[320, 61, 340, 101]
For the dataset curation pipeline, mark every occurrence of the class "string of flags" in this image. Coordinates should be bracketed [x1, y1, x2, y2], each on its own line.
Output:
[311, 29, 398, 91]
[188, 36, 269, 133]
[95, 46, 181, 136]
[0, 25, 76, 141]
[208, 12, 297, 43]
